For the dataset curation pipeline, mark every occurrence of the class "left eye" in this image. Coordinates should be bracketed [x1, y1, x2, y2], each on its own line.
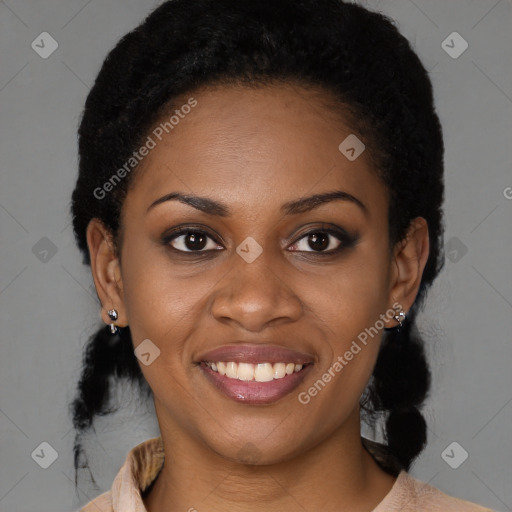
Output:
[289, 231, 343, 253]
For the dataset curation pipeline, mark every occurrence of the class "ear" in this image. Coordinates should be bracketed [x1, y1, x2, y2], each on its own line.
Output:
[387, 217, 430, 322]
[86, 218, 128, 327]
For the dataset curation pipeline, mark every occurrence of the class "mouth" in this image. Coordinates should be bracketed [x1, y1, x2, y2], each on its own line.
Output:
[196, 344, 315, 404]
[203, 361, 308, 381]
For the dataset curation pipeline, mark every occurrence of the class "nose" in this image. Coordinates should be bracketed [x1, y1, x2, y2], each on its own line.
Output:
[210, 249, 303, 332]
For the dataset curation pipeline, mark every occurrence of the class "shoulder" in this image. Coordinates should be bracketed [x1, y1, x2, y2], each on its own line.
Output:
[78, 490, 113, 512]
[75, 437, 164, 512]
[374, 471, 497, 512]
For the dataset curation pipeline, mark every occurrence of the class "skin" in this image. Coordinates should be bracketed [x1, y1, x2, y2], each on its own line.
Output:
[87, 83, 429, 512]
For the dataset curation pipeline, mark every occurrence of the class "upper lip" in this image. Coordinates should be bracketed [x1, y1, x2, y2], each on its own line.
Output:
[196, 343, 316, 365]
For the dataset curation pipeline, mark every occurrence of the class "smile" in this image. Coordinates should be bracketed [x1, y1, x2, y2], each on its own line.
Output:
[196, 343, 315, 404]
[204, 361, 304, 382]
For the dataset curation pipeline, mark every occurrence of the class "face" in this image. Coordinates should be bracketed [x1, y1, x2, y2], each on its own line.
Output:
[88, 83, 427, 465]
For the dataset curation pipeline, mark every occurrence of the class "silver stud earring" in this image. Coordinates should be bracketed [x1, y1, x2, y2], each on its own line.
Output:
[107, 309, 119, 334]
[393, 310, 406, 328]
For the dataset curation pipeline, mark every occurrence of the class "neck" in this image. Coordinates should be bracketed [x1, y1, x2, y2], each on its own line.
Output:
[143, 407, 397, 512]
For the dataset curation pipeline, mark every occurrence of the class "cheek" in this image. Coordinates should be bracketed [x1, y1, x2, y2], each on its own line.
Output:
[118, 241, 211, 351]
[306, 245, 391, 345]
[296, 245, 390, 406]
[295, 285, 387, 441]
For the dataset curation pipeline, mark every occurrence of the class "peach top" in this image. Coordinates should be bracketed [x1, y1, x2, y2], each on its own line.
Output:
[79, 437, 496, 512]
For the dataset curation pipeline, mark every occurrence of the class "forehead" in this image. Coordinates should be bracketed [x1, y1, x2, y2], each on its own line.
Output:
[124, 83, 388, 220]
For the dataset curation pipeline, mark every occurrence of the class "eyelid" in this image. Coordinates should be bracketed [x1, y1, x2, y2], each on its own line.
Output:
[288, 223, 352, 241]
[287, 224, 355, 253]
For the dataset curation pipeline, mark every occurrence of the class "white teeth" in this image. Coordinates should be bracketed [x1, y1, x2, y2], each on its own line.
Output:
[273, 362, 286, 379]
[237, 362, 254, 381]
[226, 362, 238, 379]
[217, 362, 226, 375]
[254, 363, 274, 382]
[205, 361, 306, 381]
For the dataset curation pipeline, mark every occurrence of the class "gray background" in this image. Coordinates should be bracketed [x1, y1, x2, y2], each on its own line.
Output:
[0, 0, 511, 511]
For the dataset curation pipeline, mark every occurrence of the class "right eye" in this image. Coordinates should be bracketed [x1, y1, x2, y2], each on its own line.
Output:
[163, 228, 224, 253]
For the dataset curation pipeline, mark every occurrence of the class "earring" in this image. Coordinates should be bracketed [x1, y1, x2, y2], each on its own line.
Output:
[107, 309, 119, 334]
[393, 309, 406, 328]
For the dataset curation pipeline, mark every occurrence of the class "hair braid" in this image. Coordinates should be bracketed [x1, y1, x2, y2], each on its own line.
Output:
[365, 308, 431, 472]
[69, 326, 147, 486]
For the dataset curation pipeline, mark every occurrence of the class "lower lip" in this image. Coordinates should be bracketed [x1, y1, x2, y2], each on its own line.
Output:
[199, 363, 313, 404]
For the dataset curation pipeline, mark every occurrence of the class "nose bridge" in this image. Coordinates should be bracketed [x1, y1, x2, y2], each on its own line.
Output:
[210, 243, 302, 331]
[234, 247, 279, 297]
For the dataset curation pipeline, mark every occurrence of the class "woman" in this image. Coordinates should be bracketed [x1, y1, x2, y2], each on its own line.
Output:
[69, 0, 495, 510]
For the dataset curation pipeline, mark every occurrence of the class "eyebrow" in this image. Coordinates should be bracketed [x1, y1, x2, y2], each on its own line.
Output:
[146, 190, 367, 216]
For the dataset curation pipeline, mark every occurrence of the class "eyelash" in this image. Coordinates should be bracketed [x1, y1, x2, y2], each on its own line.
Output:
[161, 224, 357, 257]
